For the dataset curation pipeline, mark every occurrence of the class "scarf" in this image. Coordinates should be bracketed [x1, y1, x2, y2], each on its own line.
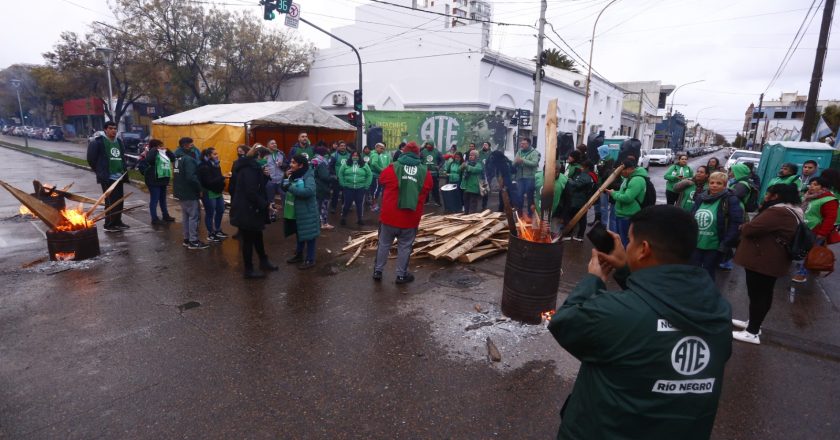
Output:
[394, 153, 427, 210]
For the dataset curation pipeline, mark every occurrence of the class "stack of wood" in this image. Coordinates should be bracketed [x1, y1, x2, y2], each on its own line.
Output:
[342, 209, 510, 265]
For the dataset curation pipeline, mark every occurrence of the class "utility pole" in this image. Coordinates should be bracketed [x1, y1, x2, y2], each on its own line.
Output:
[751, 93, 764, 150]
[635, 89, 644, 138]
[800, 0, 835, 141]
[531, 0, 547, 148]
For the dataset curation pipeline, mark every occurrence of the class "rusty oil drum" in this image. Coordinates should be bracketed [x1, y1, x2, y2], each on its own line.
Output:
[46, 226, 100, 261]
[501, 233, 563, 324]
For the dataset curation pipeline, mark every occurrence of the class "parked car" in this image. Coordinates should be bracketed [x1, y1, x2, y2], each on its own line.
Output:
[724, 149, 762, 171]
[647, 148, 671, 166]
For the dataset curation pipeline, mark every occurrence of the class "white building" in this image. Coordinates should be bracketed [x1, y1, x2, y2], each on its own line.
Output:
[281, 0, 626, 162]
[745, 92, 840, 144]
[614, 81, 673, 151]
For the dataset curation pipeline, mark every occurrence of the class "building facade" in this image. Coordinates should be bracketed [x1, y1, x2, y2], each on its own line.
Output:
[614, 81, 671, 151]
[744, 92, 840, 146]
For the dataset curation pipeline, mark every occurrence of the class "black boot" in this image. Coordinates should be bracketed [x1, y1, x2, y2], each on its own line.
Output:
[260, 257, 279, 271]
[243, 268, 265, 279]
[286, 253, 303, 264]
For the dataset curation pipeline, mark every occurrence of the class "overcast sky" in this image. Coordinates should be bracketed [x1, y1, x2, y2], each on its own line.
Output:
[1, 0, 837, 139]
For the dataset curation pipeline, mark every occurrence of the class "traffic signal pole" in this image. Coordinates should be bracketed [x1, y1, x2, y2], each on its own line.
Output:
[299, 17, 364, 149]
[800, 0, 835, 141]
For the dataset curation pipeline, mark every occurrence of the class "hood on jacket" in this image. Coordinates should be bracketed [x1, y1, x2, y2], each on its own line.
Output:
[628, 166, 649, 179]
[175, 146, 198, 159]
[232, 156, 259, 173]
[698, 187, 731, 203]
[627, 264, 732, 335]
[730, 163, 750, 181]
[397, 152, 421, 166]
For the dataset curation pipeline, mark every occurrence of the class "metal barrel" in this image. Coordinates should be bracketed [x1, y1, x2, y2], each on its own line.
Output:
[501, 233, 563, 324]
[46, 227, 100, 261]
[440, 183, 462, 213]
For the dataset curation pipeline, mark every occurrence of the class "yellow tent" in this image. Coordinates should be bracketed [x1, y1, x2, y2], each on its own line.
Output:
[151, 101, 356, 175]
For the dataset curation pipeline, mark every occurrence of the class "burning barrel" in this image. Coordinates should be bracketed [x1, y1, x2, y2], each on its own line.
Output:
[47, 226, 100, 261]
[501, 233, 563, 324]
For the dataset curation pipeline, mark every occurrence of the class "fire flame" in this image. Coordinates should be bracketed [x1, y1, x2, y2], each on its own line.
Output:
[55, 205, 92, 232]
[541, 310, 556, 322]
[19, 205, 34, 217]
[516, 212, 554, 243]
[54, 252, 76, 261]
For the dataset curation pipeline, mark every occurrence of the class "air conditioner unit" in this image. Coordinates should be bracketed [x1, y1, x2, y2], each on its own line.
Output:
[332, 93, 347, 106]
[573, 80, 582, 88]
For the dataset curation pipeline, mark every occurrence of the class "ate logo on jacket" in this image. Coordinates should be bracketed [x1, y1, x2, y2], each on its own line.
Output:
[652, 335, 715, 395]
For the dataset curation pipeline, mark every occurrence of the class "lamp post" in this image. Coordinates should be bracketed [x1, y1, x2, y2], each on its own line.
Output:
[693, 106, 716, 148]
[96, 47, 115, 123]
[580, 0, 620, 142]
[10, 79, 28, 148]
[666, 79, 704, 150]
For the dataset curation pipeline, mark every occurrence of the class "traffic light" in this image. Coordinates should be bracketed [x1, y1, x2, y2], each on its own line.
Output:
[348, 112, 359, 127]
[262, 0, 276, 20]
[353, 89, 362, 112]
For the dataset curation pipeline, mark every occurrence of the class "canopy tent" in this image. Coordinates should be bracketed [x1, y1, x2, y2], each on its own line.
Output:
[151, 101, 356, 174]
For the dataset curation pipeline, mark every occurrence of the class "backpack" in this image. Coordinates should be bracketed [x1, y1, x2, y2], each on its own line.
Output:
[736, 180, 759, 213]
[633, 176, 657, 208]
[781, 207, 815, 261]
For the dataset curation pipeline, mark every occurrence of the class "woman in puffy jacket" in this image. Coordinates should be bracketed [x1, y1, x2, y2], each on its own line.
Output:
[732, 183, 801, 345]
[230, 146, 278, 279]
[690, 171, 744, 281]
[338, 150, 372, 226]
[282, 154, 320, 270]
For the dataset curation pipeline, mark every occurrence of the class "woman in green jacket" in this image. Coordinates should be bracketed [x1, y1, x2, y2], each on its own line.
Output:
[338, 150, 372, 226]
[282, 154, 320, 270]
[674, 165, 708, 211]
[460, 150, 484, 214]
[664, 154, 694, 205]
[446, 152, 464, 212]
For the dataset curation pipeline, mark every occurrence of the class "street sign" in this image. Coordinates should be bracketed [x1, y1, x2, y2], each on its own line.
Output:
[284, 2, 299, 29]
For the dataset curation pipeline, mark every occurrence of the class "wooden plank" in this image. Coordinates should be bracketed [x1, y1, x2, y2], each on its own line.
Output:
[426, 237, 463, 259]
[458, 248, 503, 263]
[0, 180, 64, 230]
[444, 221, 505, 261]
[453, 219, 494, 242]
[434, 223, 473, 237]
[562, 164, 625, 237]
[341, 231, 379, 251]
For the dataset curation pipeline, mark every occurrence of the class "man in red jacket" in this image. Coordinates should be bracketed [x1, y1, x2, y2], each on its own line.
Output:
[373, 141, 433, 284]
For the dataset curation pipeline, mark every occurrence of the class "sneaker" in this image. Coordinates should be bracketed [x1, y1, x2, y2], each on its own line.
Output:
[207, 234, 222, 243]
[104, 225, 121, 233]
[298, 261, 315, 270]
[719, 261, 733, 270]
[372, 270, 383, 281]
[286, 254, 303, 264]
[187, 241, 209, 250]
[732, 319, 761, 335]
[561, 236, 572, 242]
[572, 237, 584, 242]
[732, 330, 760, 345]
[322, 223, 335, 230]
[260, 260, 279, 271]
[243, 270, 265, 279]
[371, 205, 380, 212]
[115, 223, 131, 230]
[395, 273, 415, 284]
[792, 274, 807, 283]
[163, 216, 176, 222]
[151, 218, 165, 225]
[182, 239, 190, 247]
[214, 231, 229, 239]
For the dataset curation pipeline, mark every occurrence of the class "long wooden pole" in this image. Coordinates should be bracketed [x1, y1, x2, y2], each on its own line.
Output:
[561, 164, 625, 237]
[539, 99, 558, 241]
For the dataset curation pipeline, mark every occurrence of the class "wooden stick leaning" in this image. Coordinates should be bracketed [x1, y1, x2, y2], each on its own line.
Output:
[85, 172, 127, 218]
[89, 205, 144, 224]
[539, 99, 559, 241]
[561, 164, 626, 237]
[87, 192, 133, 223]
[0, 180, 64, 230]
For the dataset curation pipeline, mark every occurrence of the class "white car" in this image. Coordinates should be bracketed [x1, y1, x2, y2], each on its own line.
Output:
[647, 148, 672, 166]
[724, 150, 762, 171]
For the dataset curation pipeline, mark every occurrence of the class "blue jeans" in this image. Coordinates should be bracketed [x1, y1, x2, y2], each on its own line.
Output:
[692, 249, 721, 281]
[517, 177, 535, 215]
[598, 193, 610, 225]
[149, 185, 169, 220]
[202, 195, 224, 233]
[342, 187, 366, 221]
[296, 238, 317, 263]
[616, 216, 632, 248]
[609, 204, 618, 232]
[266, 180, 284, 203]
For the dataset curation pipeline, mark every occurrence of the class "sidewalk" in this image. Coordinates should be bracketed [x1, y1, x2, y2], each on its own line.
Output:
[1, 144, 839, 439]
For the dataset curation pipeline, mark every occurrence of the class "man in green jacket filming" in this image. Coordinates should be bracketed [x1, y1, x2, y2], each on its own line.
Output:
[549, 205, 732, 440]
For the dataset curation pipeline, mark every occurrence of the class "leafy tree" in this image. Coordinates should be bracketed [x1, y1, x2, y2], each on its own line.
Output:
[822, 104, 840, 134]
[733, 133, 747, 149]
[534, 48, 578, 73]
[713, 133, 726, 146]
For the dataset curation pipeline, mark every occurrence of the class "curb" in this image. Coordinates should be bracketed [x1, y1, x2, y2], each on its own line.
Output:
[0, 140, 146, 187]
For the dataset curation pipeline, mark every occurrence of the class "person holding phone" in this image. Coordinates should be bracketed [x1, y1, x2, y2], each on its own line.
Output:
[664, 154, 693, 205]
[548, 205, 732, 440]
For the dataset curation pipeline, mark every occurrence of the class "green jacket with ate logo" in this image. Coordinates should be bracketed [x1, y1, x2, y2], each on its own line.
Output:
[548, 265, 732, 440]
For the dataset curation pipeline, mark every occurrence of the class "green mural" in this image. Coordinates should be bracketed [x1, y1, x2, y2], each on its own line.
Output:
[365, 110, 510, 152]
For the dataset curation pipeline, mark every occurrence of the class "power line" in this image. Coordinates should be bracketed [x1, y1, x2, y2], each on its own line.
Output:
[310, 50, 476, 70]
[764, 0, 823, 93]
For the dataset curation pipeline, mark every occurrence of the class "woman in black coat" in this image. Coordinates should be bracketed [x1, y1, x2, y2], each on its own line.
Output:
[229, 146, 278, 279]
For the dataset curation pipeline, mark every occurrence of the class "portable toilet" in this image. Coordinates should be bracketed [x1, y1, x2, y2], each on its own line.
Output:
[757, 141, 836, 197]
[602, 136, 629, 161]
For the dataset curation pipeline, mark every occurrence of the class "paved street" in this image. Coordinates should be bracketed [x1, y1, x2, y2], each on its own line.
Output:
[1, 144, 839, 439]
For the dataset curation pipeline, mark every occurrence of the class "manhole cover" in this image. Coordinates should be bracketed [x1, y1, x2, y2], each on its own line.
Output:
[430, 269, 483, 288]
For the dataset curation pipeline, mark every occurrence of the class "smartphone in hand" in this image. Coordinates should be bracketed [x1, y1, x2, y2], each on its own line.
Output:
[587, 221, 615, 254]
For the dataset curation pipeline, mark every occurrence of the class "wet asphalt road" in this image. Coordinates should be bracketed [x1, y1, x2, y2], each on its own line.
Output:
[1, 144, 839, 439]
